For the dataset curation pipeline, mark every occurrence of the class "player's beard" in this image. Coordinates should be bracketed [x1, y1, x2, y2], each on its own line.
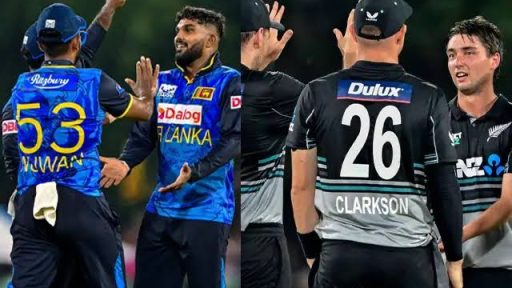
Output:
[175, 40, 204, 67]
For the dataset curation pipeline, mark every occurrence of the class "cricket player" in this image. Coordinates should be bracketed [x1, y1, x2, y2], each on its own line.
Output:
[3, 3, 158, 287]
[240, 0, 302, 287]
[445, 16, 512, 287]
[287, 0, 463, 287]
[99, 6, 241, 288]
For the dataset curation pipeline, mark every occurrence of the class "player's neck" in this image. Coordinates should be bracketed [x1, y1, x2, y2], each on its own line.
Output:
[241, 48, 265, 71]
[357, 49, 398, 64]
[183, 51, 216, 80]
[457, 84, 497, 119]
[44, 55, 75, 65]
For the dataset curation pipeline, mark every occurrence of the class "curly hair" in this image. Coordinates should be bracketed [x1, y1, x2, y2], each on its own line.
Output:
[176, 6, 226, 39]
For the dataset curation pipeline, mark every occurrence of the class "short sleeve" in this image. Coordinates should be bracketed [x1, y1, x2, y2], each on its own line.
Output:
[286, 84, 317, 150]
[424, 87, 457, 165]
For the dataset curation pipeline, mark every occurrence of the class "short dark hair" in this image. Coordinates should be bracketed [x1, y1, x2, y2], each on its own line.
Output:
[176, 6, 226, 39]
[448, 16, 503, 80]
[20, 47, 44, 70]
[39, 42, 71, 58]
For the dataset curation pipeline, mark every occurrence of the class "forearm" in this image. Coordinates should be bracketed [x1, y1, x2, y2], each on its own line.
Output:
[190, 132, 240, 182]
[427, 163, 463, 261]
[292, 187, 319, 233]
[93, 3, 119, 31]
[463, 198, 512, 241]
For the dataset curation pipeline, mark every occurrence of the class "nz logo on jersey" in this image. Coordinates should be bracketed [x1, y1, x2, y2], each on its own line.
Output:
[337, 80, 413, 103]
[456, 154, 505, 178]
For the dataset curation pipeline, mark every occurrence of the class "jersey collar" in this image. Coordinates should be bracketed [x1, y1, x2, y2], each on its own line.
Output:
[449, 94, 509, 121]
[175, 52, 222, 84]
[42, 59, 75, 68]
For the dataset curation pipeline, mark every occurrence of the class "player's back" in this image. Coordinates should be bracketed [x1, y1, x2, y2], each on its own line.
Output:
[11, 66, 105, 196]
[288, 60, 453, 248]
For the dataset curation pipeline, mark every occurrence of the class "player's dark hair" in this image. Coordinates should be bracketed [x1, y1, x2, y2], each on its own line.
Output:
[448, 16, 503, 80]
[39, 42, 71, 58]
[241, 31, 256, 45]
[20, 47, 44, 70]
[176, 6, 226, 39]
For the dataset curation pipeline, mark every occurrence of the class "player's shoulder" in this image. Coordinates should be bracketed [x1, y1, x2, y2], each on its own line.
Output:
[402, 72, 441, 94]
[265, 70, 305, 88]
[305, 70, 341, 94]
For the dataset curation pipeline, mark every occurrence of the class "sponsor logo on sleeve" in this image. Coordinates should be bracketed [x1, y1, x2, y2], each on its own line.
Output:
[2, 120, 17, 135]
[157, 84, 177, 98]
[337, 80, 413, 104]
[157, 103, 202, 125]
[230, 95, 241, 109]
[191, 87, 215, 101]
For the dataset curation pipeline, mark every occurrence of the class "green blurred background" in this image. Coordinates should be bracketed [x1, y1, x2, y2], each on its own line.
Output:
[0, 0, 240, 287]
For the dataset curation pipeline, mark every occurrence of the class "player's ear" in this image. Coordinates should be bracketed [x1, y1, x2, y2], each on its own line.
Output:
[490, 52, 501, 71]
[70, 35, 81, 52]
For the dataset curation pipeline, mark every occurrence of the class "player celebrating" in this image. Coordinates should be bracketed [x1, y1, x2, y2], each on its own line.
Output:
[445, 16, 512, 287]
[240, 0, 301, 287]
[99, 6, 240, 288]
[287, 0, 463, 287]
[3, 3, 158, 287]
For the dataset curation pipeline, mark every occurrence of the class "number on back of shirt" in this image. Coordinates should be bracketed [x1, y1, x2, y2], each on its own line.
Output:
[340, 104, 401, 180]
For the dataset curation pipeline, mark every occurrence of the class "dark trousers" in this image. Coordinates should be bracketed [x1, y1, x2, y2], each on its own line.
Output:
[314, 240, 436, 288]
[463, 267, 512, 288]
[134, 212, 230, 288]
[10, 186, 126, 288]
[241, 223, 292, 288]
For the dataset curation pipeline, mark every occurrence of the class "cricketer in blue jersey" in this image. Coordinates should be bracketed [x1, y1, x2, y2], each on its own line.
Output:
[100, 6, 241, 288]
[1, 3, 159, 288]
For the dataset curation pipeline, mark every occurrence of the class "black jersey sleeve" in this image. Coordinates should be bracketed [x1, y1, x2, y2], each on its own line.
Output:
[1, 98, 18, 183]
[286, 84, 317, 150]
[76, 22, 107, 68]
[271, 72, 305, 132]
[189, 75, 241, 182]
[98, 72, 133, 118]
[424, 87, 457, 165]
[506, 150, 512, 174]
[119, 112, 157, 169]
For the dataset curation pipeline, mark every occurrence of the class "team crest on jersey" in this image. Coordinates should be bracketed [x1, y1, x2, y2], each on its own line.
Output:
[157, 84, 177, 98]
[487, 122, 512, 142]
[2, 120, 17, 135]
[192, 87, 215, 101]
[449, 131, 462, 146]
[337, 80, 413, 103]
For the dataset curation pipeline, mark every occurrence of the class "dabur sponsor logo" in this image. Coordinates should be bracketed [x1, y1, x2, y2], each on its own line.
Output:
[157, 104, 202, 125]
[230, 95, 241, 109]
[2, 120, 17, 135]
[337, 80, 413, 103]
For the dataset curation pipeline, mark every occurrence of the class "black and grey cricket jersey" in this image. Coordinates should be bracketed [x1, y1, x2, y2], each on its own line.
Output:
[449, 95, 512, 268]
[286, 61, 458, 248]
[241, 65, 304, 231]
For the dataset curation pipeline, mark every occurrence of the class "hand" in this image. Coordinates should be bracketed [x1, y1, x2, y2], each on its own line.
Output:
[99, 156, 130, 188]
[102, 112, 116, 125]
[125, 56, 160, 100]
[333, 9, 357, 68]
[447, 260, 463, 288]
[438, 241, 445, 253]
[264, 1, 294, 64]
[159, 163, 192, 193]
[106, 0, 127, 10]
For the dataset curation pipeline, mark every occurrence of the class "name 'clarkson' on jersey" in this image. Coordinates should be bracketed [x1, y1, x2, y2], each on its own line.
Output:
[335, 195, 409, 215]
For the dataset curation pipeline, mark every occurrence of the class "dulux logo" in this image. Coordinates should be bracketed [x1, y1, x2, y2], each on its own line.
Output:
[30, 74, 70, 89]
[337, 80, 413, 103]
[348, 82, 404, 97]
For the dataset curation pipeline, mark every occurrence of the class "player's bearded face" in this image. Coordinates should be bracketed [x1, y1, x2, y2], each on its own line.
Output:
[447, 34, 497, 95]
[174, 19, 208, 67]
[175, 38, 204, 67]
